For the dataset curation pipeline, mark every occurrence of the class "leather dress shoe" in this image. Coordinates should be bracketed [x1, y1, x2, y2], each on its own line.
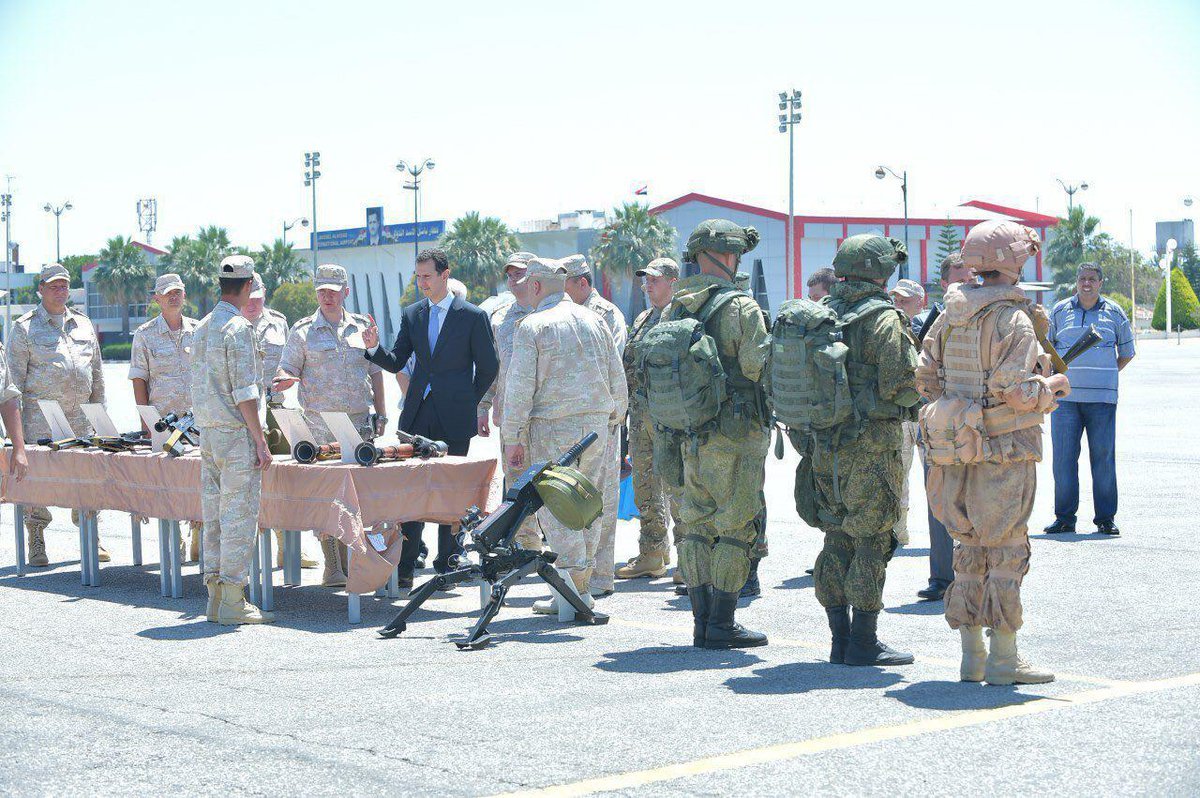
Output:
[917, 581, 947, 601]
[1096, 521, 1120, 535]
[1043, 519, 1075, 534]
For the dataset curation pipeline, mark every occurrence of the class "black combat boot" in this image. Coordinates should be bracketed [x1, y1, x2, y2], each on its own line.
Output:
[825, 605, 851, 664]
[739, 559, 761, 598]
[844, 608, 914, 666]
[704, 589, 768, 649]
[687, 586, 713, 647]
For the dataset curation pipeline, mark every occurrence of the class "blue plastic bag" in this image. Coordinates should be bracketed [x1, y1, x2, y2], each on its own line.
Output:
[618, 473, 640, 520]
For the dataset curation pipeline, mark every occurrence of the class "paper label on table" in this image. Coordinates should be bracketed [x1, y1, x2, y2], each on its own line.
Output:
[272, 408, 317, 454]
[320, 411, 365, 464]
[38, 400, 76, 441]
[136, 405, 170, 453]
[344, 330, 367, 350]
[81, 403, 121, 437]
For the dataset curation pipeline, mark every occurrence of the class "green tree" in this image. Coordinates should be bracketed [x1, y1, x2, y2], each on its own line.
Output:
[1045, 205, 1103, 298]
[269, 280, 316, 326]
[933, 219, 961, 271]
[590, 202, 677, 279]
[255, 238, 308, 300]
[1177, 241, 1200, 297]
[437, 212, 520, 303]
[60, 254, 95, 288]
[159, 234, 203, 310]
[1105, 292, 1132, 318]
[1151, 267, 1200, 331]
[94, 235, 155, 336]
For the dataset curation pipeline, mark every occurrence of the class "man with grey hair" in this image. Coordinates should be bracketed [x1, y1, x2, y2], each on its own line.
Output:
[562, 253, 626, 597]
[503, 257, 627, 613]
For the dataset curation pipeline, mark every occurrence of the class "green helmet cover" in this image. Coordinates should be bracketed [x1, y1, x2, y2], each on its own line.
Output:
[832, 234, 908, 280]
[685, 219, 760, 263]
[535, 465, 602, 531]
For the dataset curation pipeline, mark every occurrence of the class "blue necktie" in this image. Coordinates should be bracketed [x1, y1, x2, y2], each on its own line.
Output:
[424, 304, 441, 398]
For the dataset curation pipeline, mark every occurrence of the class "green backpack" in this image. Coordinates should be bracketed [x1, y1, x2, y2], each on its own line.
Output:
[766, 297, 894, 437]
[637, 288, 740, 435]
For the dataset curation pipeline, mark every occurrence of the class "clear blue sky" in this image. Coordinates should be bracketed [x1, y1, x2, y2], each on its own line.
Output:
[1, 0, 1197, 267]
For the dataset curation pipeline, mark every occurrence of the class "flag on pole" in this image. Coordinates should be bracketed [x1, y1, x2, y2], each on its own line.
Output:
[633, 184, 648, 196]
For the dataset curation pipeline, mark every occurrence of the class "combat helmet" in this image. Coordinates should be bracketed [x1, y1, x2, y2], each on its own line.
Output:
[960, 220, 1040, 279]
[685, 219, 760, 269]
[832, 234, 907, 281]
[534, 465, 602, 531]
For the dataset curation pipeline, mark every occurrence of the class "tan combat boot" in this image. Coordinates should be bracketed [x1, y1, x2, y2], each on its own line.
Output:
[984, 629, 1054, 686]
[960, 625, 986, 682]
[533, 570, 595, 615]
[320, 537, 347, 587]
[275, 530, 318, 569]
[188, 527, 201, 564]
[27, 528, 49, 567]
[97, 540, 111, 563]
[616, 552, 668, 579]
[216, 581, 274, 625]
[204, 574, 220, 622]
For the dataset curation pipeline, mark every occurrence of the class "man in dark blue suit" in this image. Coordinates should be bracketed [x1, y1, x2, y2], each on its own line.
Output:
[362, 248, 499, 587]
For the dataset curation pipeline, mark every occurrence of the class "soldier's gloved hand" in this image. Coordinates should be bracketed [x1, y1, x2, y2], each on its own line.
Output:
[254, 438, 273, 470]
[477, 413, 491, 438]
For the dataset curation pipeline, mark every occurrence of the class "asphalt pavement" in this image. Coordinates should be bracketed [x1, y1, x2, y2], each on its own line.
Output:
[0, 338, 1196, 796]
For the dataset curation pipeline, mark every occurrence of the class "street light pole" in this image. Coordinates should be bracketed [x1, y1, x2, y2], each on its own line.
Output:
[282, 217, 309, 247]
[874, 166, 909, 280]
[396, 158, 435, 271]
[1056, 178, 1089, 211]
[43, 201, 73, 263]
[2, 183, 12, 339]
[304, 152, 321, 272]
[777, 89, 802, 298]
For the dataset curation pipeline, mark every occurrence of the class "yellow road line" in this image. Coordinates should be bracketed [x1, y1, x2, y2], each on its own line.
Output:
[493, 671, 1200, 798]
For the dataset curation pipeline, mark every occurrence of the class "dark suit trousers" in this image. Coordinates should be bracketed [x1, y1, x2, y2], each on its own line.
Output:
[922, 453, 954, 587]
[398, 397, 471, 577]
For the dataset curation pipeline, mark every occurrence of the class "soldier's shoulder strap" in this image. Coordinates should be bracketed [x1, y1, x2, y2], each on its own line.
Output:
[694, 286, 741, 326]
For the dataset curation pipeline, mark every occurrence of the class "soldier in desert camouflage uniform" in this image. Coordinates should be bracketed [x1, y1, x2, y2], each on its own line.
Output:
[562, 254, 626, 597]
[192, 255, 273, 625]
[8, 263, 105, 567]
[502, 258, 627, 614]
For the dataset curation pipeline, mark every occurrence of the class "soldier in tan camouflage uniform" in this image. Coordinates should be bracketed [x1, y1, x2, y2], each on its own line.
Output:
[477, 251, 541, 551]
[616, 257, 685, 583]
[129, 273, 203, 560]
[243, 274, 317, 569]
[274, 264, 386, 586]
[562, 254, 626, 597]
[192, 255, 273, 624]
[0, 349, 29, 485]
[502, 258, 627, 614]
[8, 263, 105, 567]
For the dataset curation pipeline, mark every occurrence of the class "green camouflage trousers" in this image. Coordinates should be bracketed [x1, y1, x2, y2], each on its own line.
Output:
[677, 425, 770, 593]
[200, 426, 262, 587]
[629, 411, 683, 556]
[800, 442, 901, 612]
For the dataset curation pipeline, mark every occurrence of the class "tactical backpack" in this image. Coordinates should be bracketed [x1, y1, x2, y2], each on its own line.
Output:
[636, 288, 741, 435]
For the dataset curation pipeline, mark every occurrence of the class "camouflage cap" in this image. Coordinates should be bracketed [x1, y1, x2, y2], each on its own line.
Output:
[249, 273, 266, 299]
[889, 278, 925, 300]
[314, 263, 348, 291]
[961, 220, 1040, 279]
[561, 254, 590, 279]
[685, 219, 760, 262]
[515, 257, 567, 284]
[153, 273, 185, 295]
[39, 263, 70, 284]
[832, 234, 907, 280]
[635, 257, 680, 279]
[219, 254, 255, 279]
[503, 251, 537, 274]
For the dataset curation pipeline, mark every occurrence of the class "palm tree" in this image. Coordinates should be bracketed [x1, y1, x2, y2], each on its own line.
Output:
[94, 236, 154, 336]
[255, 238, 308, 300]
[1046, 205, 1102, 298]
[187, 226, 234, 314]
[590, 203, 677, 317]
[439, 212, 520, 302]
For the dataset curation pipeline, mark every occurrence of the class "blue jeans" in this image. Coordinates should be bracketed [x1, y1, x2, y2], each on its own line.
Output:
[1051, 401, 1118, 525]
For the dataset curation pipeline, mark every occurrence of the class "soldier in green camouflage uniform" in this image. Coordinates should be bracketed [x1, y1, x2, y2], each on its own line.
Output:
[796, 235, 921, 666]
[662, 220, 770, 649]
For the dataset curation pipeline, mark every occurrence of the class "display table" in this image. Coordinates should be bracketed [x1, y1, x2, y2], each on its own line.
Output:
[2, 446, 501, 621]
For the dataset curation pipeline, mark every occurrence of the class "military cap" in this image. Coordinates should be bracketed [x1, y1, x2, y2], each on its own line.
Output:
[832, 235, 907, 280]
[249, 273, 266, 299]
[39, 263, 70, 284]
[219, 254, 255, 279]
[153, 273, 185, 295]
[685, 219, 760, 262]
[960, 220, 1040, 279]
[314, 263, 348, 291]
[635, 257, 680, 279]
[515, 257, 567, 284]
[503, 251, 537, 274]
[889, 278, 925, 300]
[561, 254, 591, 279]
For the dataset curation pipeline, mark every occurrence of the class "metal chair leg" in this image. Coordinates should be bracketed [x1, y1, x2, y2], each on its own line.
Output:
[258, 531, 273, 611]
[130, 515, 143, 566]
[14, 506, 25, 576]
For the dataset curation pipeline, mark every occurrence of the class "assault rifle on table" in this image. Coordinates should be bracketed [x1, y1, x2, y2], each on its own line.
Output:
[154, 412, 200, 457]
[379, 432, 607, 650]
[37, 430, 151, 453]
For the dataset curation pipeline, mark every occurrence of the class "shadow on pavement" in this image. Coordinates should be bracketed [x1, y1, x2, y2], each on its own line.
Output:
[886, 600, 944, 616]
[893, 547, 931, 558]
[775, 575, 814, 591]
[596, 646, 765, 674]
[137, 621, 235, 640]
[723, 661, 904, 694]
[1029, 533, 1116, 543]
[884, 680, 1051, 710]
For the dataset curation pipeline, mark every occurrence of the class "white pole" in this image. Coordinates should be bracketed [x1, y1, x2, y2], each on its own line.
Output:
[787, 115, 795, 299]
[1163, 238, 1177, 336]
[1129, 209, 1135, 336]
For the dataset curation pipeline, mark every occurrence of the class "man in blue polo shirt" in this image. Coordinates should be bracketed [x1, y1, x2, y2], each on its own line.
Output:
[1045, 262, 1136, 536]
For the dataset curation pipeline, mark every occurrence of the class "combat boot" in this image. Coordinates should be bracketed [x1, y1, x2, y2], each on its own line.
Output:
[844, 609, 914, 666]
[204, 574, 219, 622]
[27, 528, 50, 567]
[274, 530, 318, 569]
[960, 626, 987, 682]
[687, 585, 712, 647]
[703, 589, 768, 649]
[320, 537, 347, 587]
[825, 605, 851, 664]
[216, 581, 274, 625]
[97, 540, 111, 563]
[739, 559, 761, 598]
[532, 587, 594, 615]
[188, 528, 201, 564]
[984, 629, 1054, 686]
[616, 552, 668, 579]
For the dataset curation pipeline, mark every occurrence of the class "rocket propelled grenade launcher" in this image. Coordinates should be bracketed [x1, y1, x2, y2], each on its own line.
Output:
[292, 440, 342, 464]
[155, 411, 200, 457]
[353, 442, 416, 466]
